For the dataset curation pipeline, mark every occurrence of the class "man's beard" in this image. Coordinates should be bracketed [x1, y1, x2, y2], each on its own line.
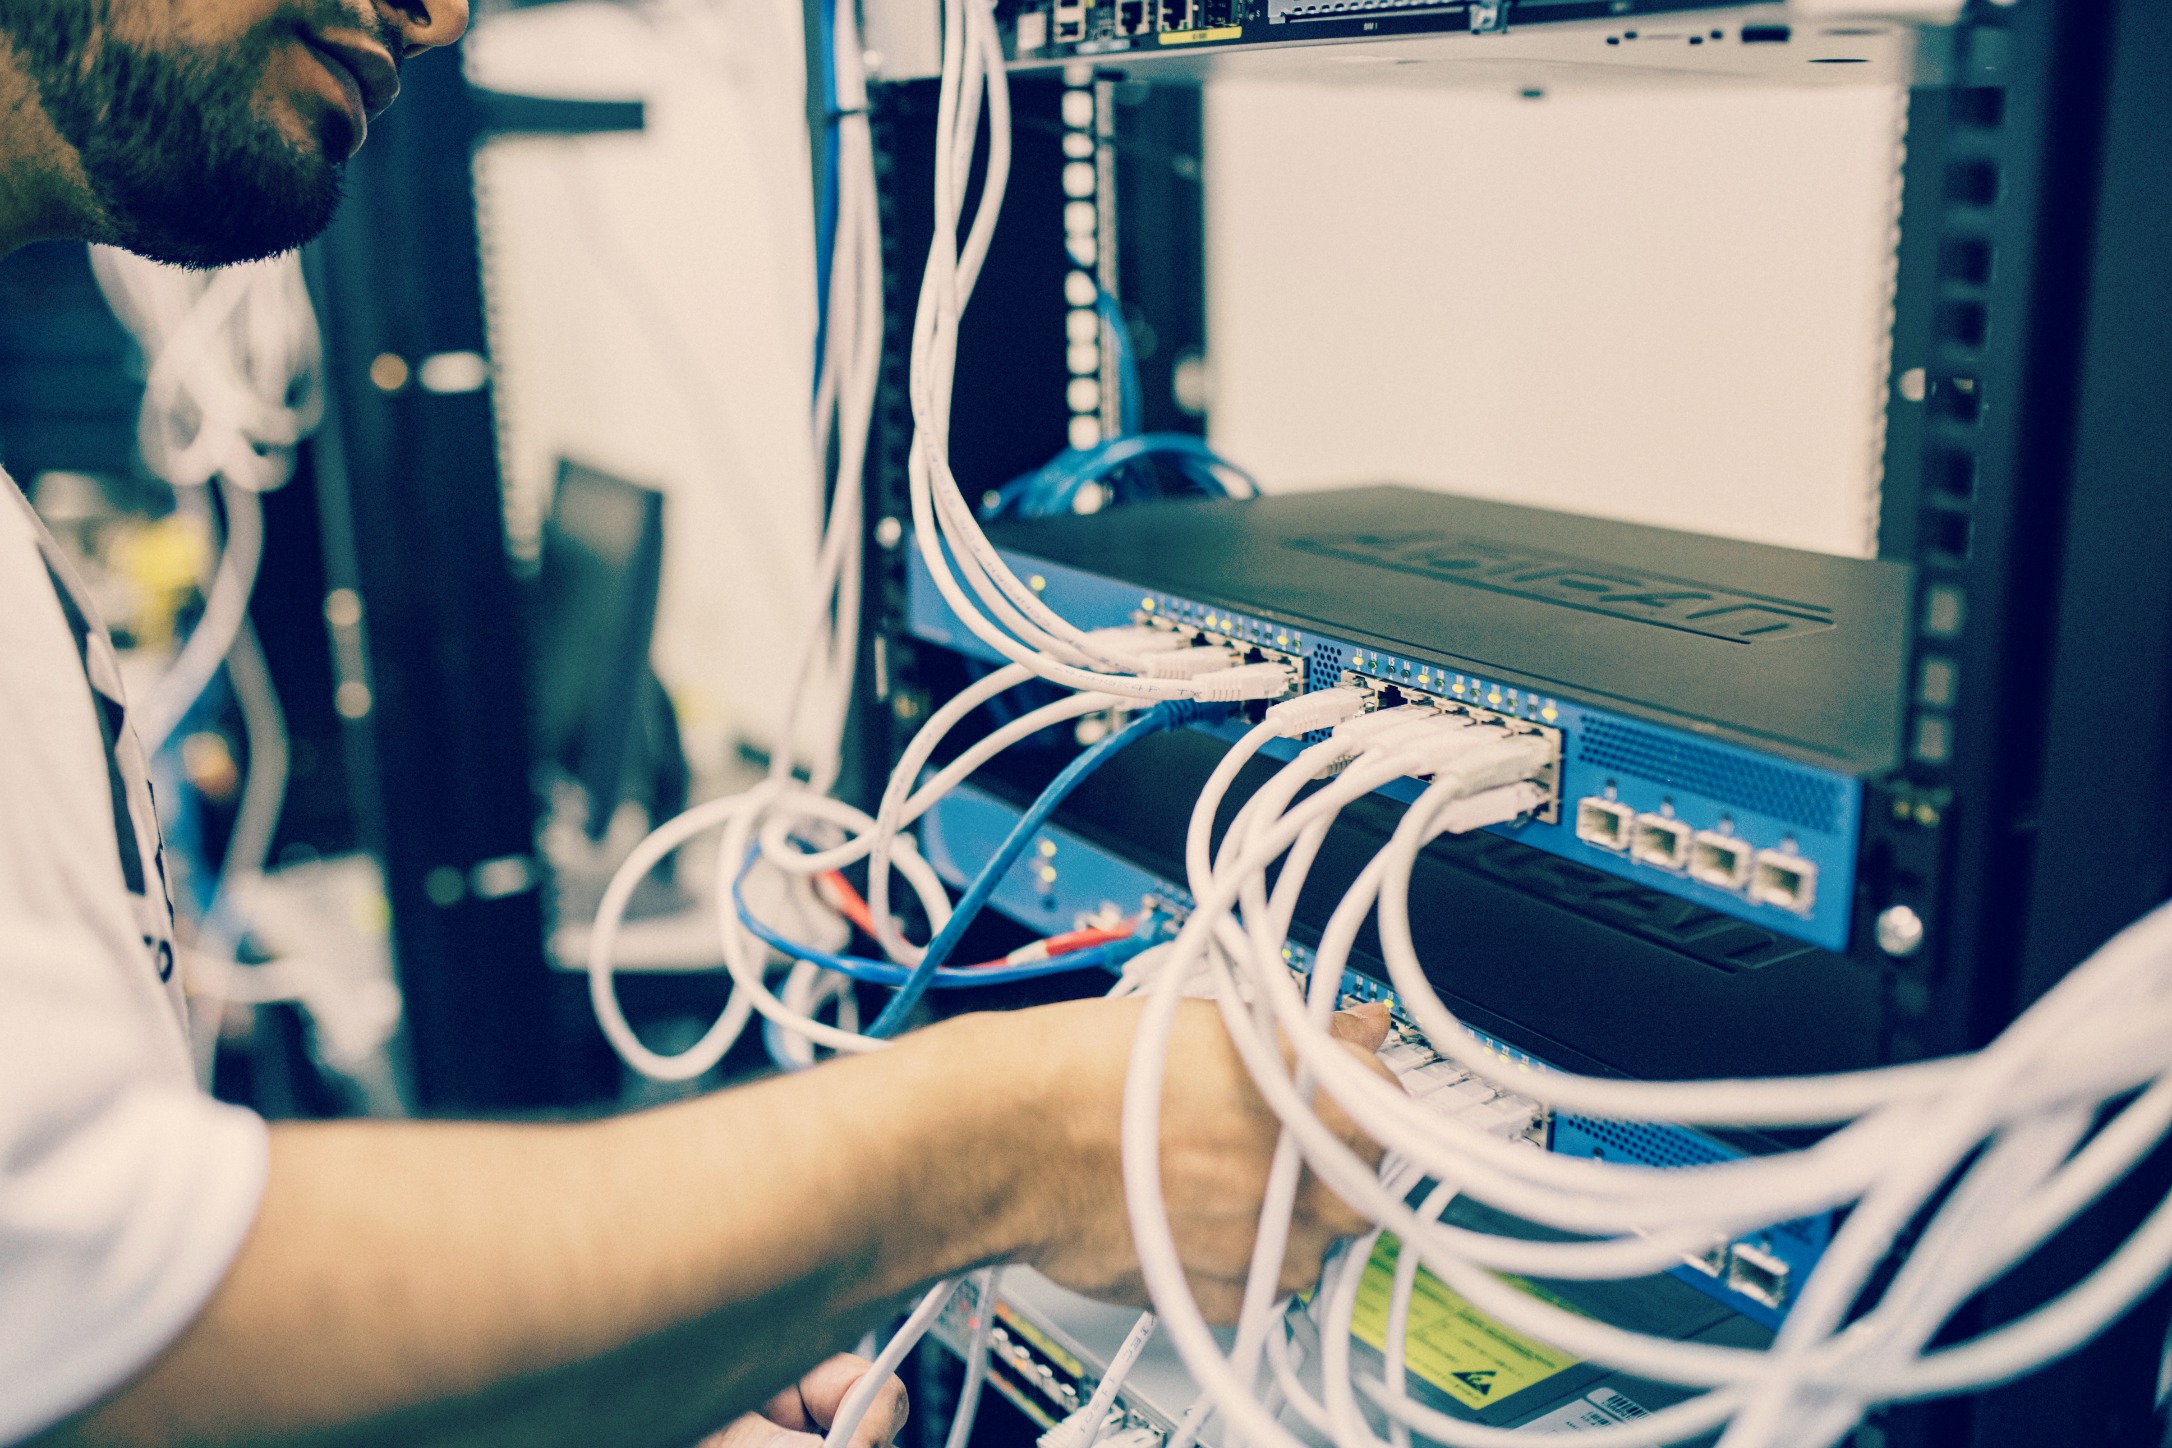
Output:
[4, 2, 348, 268]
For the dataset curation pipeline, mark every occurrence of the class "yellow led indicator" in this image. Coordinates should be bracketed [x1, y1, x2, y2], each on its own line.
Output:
[1141, 597, 1156, 611]
[1037, 839, 1058, 857]
[1037, 865, 1058, 884]
[1488, 690, 1504, 706]
[1541, 705, 1559, 722]
[1029, 574, 1047, 592]
[1277, 633, 1290, 646]
[1452, 681, 1465, 694]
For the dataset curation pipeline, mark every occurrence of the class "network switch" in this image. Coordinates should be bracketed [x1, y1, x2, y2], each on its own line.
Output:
[917, 779, 1833, 1329]
[904, 486, 1907, 953]
[886, 0, 1945, 83]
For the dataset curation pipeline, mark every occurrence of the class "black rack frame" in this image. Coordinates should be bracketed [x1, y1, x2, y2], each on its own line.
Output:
[859, 2, 2172, 1442]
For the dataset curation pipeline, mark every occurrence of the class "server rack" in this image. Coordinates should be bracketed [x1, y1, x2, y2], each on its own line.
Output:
[858, 2, 2172, 1443]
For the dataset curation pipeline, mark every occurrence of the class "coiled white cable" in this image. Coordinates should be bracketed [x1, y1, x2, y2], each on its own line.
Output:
[589, 0, 1288, 1076]
[1119, 708, 2172, 1448]
[90, 249, 323, 755]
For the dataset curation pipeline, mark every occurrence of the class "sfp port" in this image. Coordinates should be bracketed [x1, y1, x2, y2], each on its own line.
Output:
[1750, 850, 1818, 916]
[1681, 1239, 1728, 1278]
[1689, 830, 1753, 891]
[1575, 797, 1635, 852]
[1631, 812, 1692, 871]
[1727, 1240, 1791, 1309]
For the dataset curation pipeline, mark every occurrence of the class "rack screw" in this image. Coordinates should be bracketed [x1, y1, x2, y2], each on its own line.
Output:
[1876, 905, 1926, 958]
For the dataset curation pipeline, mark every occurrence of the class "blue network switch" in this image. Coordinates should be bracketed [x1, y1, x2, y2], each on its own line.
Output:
[906, 542, 1865, 953]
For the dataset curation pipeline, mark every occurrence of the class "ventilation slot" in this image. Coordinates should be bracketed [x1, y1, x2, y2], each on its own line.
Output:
[1577, 720, 1844, 835]
[1306, 643, 1349, 695]
[1560, 1115, 1729, 1170]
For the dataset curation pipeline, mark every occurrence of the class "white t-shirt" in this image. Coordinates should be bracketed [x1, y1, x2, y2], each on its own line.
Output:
[0, 474, 268, 1443]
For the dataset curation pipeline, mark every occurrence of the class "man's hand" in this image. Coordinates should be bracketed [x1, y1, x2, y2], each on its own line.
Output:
[995, 997, 1394, 1321]
[700, 1355, 909, 1448]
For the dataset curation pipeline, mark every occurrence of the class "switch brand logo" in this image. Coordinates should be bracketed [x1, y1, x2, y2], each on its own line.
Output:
[1285, 532, 1835, 643]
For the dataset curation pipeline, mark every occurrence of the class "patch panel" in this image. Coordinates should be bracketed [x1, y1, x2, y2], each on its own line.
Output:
[918, 781, 1832, 1327]
[904, 501, 1875, 953]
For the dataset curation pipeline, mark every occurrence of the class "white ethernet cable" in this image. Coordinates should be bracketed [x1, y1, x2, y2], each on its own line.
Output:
[91, 247, 323, 1090]
[586, 0, 1293, 1081]
[1038, 1311, 1159, 1448]
[947, 1269, 1002, 1448]
[822, 1279, 961, 1448]
[90, 248, 324, 757]
[1115, 702, 2172, 1448]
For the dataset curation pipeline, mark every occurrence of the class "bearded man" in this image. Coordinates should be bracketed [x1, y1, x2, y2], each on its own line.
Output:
[0, 6, 1389, 1445]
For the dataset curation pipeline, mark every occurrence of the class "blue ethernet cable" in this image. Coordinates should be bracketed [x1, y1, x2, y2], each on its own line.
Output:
[862, 696, 1232, 1036]
[981, 433, 1259, 520]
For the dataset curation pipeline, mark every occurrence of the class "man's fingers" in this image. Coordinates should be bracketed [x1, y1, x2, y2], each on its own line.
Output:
[796, 1354, 910, 1448]
[760, 1380, 816, 1434]
[698, 1417, 822, 1448]
[1328, 1000, 1393, 1052]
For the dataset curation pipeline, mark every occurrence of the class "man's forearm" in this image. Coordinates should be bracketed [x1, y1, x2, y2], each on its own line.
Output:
[48, 1010, 1055, 1448]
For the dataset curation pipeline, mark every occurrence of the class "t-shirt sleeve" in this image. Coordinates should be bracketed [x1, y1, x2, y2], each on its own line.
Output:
[0, 495, 270, 1444]
[0, 1019, 268, 1443]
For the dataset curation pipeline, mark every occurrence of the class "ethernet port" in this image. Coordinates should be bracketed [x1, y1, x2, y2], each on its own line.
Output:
[1574, 797, 1635, 852]
[1116, 0, 1148, 30]
[1726, 1241, 1791, 1309]
[1750, 850, 1818, 916]
[1689, 830, 1752, 892]
[1631, 813, 1691, 871]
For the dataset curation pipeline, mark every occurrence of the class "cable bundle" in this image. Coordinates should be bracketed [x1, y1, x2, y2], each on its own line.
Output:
[1120, 702, 2172, 1448]
[90, 247, 323, 757]
[91, 247, 324, 1081]
[586, 0, 1290, 1082]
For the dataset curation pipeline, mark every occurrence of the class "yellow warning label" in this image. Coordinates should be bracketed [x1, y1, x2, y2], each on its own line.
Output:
[1157, 24, 1242, 43]
[1348, 1237, 1582, 1410]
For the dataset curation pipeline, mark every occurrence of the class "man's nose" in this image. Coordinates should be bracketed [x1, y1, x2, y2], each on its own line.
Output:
[378, 0, 469, 54]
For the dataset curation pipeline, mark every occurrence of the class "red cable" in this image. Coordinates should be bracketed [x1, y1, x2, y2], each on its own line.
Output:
[816, 870, 1134, 970]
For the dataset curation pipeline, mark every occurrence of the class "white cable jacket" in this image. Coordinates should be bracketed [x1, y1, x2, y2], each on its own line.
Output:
[1121, 708, 2172, 1448]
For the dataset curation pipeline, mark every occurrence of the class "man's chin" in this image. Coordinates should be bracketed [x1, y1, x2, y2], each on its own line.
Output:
[103, 164, 345, 269]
